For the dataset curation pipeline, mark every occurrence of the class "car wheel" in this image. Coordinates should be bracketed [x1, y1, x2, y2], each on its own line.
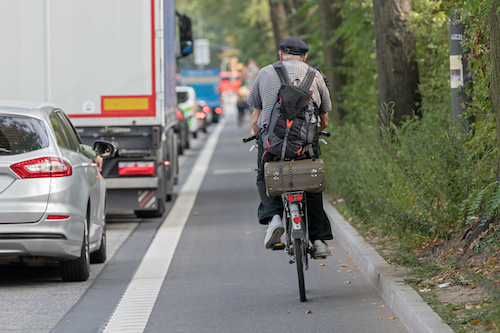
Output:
[90, 225, 106, 264]
[60, 213, 90, 282]
[185, 128, 190, 149]
[177, 134, 184, 156]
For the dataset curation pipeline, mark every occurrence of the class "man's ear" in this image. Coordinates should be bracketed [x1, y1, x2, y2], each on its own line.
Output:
[303, 54, 307, 62]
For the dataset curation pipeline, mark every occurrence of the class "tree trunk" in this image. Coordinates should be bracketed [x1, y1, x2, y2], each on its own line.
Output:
[463, 4, 500, 250]
[268, 0, 289, 50]
[318, 0, 348, 121]
[372, 0, 422, 127]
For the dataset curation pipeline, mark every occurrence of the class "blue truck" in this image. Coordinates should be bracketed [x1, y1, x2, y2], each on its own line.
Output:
[178, 68, 222, 123]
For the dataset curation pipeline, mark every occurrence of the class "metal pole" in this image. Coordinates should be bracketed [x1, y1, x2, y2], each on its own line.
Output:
[449, 16, 473, 132]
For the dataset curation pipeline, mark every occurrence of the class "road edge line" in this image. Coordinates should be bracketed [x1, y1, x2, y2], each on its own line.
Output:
[101, 118, 227, 333]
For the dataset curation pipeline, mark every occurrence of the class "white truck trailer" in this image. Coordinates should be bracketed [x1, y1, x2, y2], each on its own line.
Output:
[0, 0, 193, 217]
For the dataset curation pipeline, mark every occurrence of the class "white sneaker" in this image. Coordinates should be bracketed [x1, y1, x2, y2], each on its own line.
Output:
[264, 214, 284, 249]
[313, 240, 331, 257]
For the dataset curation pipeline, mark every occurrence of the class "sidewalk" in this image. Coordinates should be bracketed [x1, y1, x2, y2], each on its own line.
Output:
[323, 201, 454, 333]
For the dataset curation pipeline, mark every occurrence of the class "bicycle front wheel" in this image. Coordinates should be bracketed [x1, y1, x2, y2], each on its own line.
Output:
[294, 237, 306, 302]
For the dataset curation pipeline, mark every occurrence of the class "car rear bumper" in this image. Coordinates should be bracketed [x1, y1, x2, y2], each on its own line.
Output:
[0, 220, 83, 260]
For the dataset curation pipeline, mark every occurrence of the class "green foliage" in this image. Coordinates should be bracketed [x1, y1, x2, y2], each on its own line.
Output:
[320, 0, 500, 249]
[333, 0, 378, 123]
[177, 0, 275, 68]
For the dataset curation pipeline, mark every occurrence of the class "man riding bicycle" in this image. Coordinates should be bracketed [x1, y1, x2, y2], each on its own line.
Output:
[247, 36, 333, 257]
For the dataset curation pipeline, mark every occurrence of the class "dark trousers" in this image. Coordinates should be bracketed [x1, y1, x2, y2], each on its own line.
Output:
[256, 137, 333, 242]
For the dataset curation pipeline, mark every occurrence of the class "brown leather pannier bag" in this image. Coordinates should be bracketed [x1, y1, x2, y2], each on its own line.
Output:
[264, 159, 325, 197]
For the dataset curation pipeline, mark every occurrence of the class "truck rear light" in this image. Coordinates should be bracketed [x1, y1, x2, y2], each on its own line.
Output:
[195, 111, 206, 120]
[214, 107, 222, 114]
[118, 161, 155, 175]
[10, 157, 72, 178]
[202, 105, 211, 113]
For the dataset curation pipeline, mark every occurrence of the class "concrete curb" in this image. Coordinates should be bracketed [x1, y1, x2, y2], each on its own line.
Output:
[323, 201, 454, 333]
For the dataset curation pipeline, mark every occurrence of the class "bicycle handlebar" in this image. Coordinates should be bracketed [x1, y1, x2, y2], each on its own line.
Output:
[319, 131, 330, 137]
[243, 131, 330, 143]
[242, 136, 257, 143]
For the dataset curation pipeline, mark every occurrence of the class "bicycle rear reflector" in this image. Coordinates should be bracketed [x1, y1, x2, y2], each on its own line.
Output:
[287, 194, 303, 202]
[293, 216, 302, 223]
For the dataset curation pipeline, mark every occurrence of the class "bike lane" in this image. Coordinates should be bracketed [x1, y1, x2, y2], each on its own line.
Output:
[143, 109, 408, 333]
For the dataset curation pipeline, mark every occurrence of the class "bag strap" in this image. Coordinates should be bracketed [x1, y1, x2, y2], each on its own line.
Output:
[272, 61, 291, 85]
[273, 61, 317, 90]
[300, 66, 317, 90]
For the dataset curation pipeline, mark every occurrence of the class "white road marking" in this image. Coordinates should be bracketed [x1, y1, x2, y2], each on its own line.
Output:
[212, 168, 254, 175]
[102, 118, 226, 333]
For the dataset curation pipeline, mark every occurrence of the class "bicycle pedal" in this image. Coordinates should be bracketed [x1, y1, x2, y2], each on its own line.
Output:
[272, 243, 285, 250]
[313, 256, 327, 260]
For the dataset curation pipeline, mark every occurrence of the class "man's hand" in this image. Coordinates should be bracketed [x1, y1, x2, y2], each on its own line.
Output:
[93, 155, 103, 172]
[317, 112, 329, 132]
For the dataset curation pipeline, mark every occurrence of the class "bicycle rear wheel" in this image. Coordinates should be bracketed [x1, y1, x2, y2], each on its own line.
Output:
[294, 237, 306, 302]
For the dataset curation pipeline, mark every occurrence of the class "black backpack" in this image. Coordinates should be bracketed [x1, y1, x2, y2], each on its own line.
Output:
[261, 61, 319, 183]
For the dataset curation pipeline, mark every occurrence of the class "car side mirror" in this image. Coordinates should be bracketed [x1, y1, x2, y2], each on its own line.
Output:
[177, 13, 193, 58]
[93, 140, 116, 159]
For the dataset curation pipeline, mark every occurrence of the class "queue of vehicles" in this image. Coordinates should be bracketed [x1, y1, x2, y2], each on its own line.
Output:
[0, 0, 222, 282]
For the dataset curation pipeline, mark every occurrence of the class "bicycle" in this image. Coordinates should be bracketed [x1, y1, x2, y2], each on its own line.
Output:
[243, 131, 330, 302]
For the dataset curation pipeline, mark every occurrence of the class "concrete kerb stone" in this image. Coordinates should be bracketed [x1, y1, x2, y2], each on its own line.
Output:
[323, 202, 454, 333]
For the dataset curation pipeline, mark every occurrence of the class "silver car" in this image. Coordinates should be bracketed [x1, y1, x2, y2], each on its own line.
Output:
[0, 101, 115, 281]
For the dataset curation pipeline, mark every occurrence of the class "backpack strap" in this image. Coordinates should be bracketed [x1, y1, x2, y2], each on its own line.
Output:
[300, 66, 317, 90]
[272, 61, 291, 85]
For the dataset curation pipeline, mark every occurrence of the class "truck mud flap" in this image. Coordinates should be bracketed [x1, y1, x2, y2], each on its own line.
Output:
[105, 189, 159, 212]
[138, 190, 157, 209]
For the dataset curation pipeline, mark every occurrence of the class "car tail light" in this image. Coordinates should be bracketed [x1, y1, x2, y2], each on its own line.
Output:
[202, 105, 211, 113]
[176, 109, 184, 120]
[118, 161, 155, 176]
[10, 157, 72, 178]
[195, 111, 206, 120]
[47, 215, 70, 220]
[214, 107, 222, 114]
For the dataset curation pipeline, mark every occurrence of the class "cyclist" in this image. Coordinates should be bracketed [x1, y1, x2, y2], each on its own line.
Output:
[247, 36, 333, 257]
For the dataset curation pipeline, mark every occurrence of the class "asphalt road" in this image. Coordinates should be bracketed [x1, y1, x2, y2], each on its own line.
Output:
[0, 105, 408, 333]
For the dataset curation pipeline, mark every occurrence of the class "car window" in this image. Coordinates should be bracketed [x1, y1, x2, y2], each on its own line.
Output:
[50, 111, 80, 152]
[50, 113, 70, 150]
[56, 111, 80, 151]
[177, 91, 188, 103]
[0, 116, 49, 155]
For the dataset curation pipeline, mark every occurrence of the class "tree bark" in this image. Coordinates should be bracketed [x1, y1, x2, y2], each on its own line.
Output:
[372, 0, 422, 127]
[463, 3, 500, 250]
[318, 0, 348, 121]
[268, 0, 289, 50]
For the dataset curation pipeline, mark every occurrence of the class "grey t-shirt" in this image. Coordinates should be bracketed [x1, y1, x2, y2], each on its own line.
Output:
[247, 59, 332, 130]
